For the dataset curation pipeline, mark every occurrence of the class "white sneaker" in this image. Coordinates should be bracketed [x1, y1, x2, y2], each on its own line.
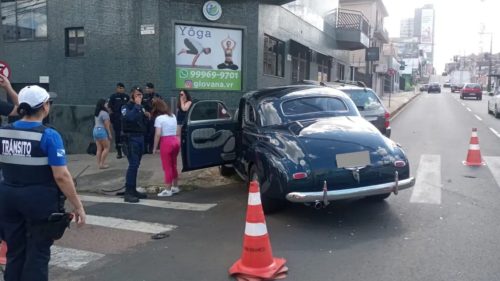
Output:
[157, 189, 173, 197]
[171, 186, 180, 194]
[136, 187, 146, 193]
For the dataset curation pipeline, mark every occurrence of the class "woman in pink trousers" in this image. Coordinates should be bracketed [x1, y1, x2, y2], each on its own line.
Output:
[152, 100, 180, 197]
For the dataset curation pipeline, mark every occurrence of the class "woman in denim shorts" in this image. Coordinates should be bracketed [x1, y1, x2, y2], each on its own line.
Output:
[93, 98, 112, 169]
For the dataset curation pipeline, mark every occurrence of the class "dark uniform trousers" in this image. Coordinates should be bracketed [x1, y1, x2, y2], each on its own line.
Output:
[125, 134, 144, 194]
[110, 113, 123, 153]
[0, 125, 62, 281]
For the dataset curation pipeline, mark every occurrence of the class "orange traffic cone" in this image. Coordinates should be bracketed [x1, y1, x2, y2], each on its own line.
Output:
[0, 240, 7, 266]
[463, 128, 485, 166]
[229, 181, 287, 280]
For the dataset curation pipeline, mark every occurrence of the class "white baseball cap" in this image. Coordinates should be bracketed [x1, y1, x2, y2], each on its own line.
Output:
[19, 85, 50, 108]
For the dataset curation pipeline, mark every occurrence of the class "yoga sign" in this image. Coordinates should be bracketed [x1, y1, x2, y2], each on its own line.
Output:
[175, 24, 242, 91]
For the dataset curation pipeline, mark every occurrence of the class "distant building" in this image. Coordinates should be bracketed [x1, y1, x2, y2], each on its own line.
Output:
[400, 18, 414, 38]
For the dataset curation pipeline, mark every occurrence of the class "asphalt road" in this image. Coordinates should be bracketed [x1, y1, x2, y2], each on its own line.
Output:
[40, 88, 500, 280]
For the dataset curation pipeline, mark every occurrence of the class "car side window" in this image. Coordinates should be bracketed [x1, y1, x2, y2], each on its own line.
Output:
[244, 103, 257, 126]
[189, 101, 231, 123]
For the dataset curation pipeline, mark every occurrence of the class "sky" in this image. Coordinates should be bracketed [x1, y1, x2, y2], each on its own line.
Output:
[383, 0, 500, 73]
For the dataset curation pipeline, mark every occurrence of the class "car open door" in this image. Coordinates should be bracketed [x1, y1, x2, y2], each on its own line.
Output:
[181, 100, 237, 172]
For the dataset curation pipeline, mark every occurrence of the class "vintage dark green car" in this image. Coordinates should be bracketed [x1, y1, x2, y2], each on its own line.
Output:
[181, 85, 415, 213]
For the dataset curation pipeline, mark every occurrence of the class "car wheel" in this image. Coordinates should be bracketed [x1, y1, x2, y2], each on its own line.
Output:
[366, 192, 391, 201]
[495, 106, 500, 118]
[249, 165, 286, 214]
[219, 165, 236, 177]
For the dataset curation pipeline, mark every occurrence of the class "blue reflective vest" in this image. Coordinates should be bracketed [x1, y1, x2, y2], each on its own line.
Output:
[0, 124, 56, 186]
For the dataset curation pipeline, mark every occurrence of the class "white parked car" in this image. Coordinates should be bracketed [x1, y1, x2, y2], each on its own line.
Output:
[487, 88, 500, 117]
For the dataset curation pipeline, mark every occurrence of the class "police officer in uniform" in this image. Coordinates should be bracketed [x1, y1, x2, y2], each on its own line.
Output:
[142, 82, 162, 154]
[121, 86, 149, 203]
[108, 82, 129, 159]
[0, 85, 86, 281]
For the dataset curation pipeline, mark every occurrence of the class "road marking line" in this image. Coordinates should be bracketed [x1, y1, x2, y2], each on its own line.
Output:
[490, 128, 500, 138]
[84, 215, 177, 234]
[80, 195, 217, 211]
[474, 114, 482, 121]
[410, 154, 442, 204]
[50, 246, 105, 270]
[466, 107, 472, 112]
[485, 157, 500, 188]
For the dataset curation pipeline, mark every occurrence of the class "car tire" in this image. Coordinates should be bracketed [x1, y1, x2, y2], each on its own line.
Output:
[249, 165, 286, 214]
[219, 165, 236, 177]
[366, 192, 391, 201]
[495, 106, 500, 118]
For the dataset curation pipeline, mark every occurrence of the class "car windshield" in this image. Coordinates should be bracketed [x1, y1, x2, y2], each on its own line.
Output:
[259, 96, 351, 127]
[281, 97, 348, 116]
[466, 84, 481, 89]
[341, 89, 384, 112]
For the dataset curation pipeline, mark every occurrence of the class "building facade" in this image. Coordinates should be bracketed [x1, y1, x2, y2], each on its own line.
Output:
[0, 0, 364, 152]
[339, 0, 390, 96]
[399, 18, 414, 38]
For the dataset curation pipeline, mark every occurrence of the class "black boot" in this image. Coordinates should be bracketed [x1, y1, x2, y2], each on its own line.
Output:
[116, 146, 123, 159]
[124, 193, 139, 203]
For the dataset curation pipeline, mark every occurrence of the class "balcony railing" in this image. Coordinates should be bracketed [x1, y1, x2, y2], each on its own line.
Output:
[324, 8, 370, 36]
[324, 8, 371, 50]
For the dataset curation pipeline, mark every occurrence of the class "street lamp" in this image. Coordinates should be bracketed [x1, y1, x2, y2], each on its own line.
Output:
[479, 32, 493, 92]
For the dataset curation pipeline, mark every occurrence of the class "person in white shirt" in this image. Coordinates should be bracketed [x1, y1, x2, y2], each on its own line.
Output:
[152, 99, 180, 197]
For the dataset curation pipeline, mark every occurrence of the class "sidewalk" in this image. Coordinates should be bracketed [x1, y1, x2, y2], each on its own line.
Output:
[381, 89, 420, 117]
[70, 90, 420, 194]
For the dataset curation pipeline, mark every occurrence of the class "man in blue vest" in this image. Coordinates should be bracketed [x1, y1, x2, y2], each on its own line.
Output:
[0, 85, 86, 281]
[121, 86, 149, 203]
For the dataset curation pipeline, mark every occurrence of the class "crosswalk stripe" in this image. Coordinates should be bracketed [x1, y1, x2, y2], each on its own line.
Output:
[85, 215, 177, 234]
[484, 157, 500, 187]
[80, 195, 217, 211]
[410, 154, 442, 204]
[50, 246, 105, 270]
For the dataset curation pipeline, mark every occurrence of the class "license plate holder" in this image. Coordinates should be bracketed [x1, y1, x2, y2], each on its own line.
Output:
[336, 151, 370, 168]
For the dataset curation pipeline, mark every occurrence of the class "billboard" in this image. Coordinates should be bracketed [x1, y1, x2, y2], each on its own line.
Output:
[420, 9, 433, 44]
[175, 24, 242, 91]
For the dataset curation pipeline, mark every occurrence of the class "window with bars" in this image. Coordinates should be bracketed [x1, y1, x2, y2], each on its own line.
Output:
[65, 27, 85, 57]
[263, 34, 285, 77]
[1, 0, 47, 41]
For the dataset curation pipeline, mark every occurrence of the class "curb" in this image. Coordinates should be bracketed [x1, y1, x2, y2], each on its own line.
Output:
[390, 92, 421, 121]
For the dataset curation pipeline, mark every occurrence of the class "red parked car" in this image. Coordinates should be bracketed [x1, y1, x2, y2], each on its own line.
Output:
[460, 83, 482, 100]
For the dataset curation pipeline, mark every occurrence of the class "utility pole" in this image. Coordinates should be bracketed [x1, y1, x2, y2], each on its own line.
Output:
[480, 31, 494, 91]
[488, 33, 493, 92]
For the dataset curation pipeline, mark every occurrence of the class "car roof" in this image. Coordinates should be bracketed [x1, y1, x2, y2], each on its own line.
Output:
[244, 85, 349, 103]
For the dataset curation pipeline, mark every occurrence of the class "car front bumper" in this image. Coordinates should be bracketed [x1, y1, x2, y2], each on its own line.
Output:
[286, 177, 415, 203]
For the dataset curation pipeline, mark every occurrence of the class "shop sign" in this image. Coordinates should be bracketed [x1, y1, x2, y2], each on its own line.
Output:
[365, 47, 380, 62]
[0, 61, 11, 78]
[203, 1, 222, 21]
[175, 24, 242, 91]
[375, 64, 388, 73]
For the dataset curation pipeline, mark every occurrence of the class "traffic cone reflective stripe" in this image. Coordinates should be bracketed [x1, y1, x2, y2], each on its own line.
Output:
[245, 222, 268, 237]
[463, 128, 485, 166]
[229, 181, 287, 280]
[0, 241, 7, 266]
